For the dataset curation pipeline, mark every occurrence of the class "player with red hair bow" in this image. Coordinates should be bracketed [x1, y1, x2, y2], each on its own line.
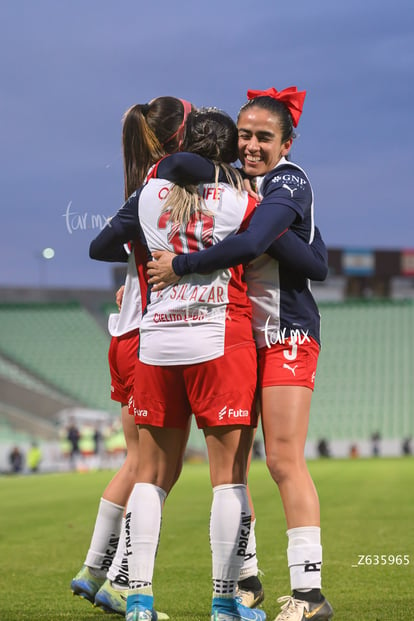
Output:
[147, 87, 334, 621]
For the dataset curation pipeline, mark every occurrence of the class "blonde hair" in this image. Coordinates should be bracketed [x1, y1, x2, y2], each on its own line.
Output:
[163, 163, 243, 225]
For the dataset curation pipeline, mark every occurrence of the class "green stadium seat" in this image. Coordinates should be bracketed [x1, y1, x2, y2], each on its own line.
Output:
[0, 302, 118, 414]
[310, 300, 414, 441]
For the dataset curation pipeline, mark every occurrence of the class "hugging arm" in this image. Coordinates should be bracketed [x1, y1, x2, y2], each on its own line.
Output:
[156, 152, 241, 184]
[156, 153, 217, 184]
[89, 192, 142, 262]
[266, 226, 328, 281]
[172, 197, 297, 276]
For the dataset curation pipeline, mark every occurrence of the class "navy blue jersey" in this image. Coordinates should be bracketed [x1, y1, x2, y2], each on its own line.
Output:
[165, 156, 323, 346]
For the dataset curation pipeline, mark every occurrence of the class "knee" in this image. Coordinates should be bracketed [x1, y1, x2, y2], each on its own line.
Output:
[266, 451, 290, 485]
[265, 447, 305, 486]
[120, 456, 140, 482]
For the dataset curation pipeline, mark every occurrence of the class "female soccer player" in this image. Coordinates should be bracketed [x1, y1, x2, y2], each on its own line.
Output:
[146, 87, 334, 621]
[91, 107, 267, 621]
[71, 97, 193, 618]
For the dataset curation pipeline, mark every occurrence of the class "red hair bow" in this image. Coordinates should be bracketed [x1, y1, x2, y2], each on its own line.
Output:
[246, 86, 306, 127]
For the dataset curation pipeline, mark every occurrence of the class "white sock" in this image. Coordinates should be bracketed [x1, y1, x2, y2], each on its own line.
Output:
[287, 526, 322, 591]
[239, 518, 259, 580]
[85, 497, 124, 575]
[210, 484, 251, 598]
[107, 516, 128, 588]
[126, 483, 166, 590]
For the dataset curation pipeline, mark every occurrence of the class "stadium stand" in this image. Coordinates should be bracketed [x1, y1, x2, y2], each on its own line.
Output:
[0, 302, 117, 416]
[0, 413, 32, 443]
[310, 299, 414, 441]
[0, 290, 412, 459]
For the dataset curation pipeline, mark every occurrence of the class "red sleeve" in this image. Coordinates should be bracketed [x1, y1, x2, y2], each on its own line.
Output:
[238, 195, 258, 232]
[238, 196, 288, 239]
[145, 155, 169, 183]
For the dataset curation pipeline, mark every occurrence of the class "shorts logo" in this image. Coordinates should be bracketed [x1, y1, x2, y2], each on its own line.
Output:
[218, 405, 249, 420]
[283, 363, 298, 376]
[128, 396, 148, 417]
[135, 409, 148, 417]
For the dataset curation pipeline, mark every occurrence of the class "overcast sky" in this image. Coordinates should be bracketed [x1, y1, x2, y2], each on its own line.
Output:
[1, 0, 413, 290]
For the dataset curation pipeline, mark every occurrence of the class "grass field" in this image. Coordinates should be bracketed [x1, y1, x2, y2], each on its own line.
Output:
[1, 458, 413, 621]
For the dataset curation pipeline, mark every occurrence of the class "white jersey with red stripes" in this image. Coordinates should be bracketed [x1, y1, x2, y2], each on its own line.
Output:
[138, 179, 255, 365]
[107, 242, 148, 337]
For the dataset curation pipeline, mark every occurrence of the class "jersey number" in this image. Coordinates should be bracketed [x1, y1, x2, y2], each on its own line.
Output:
[158, 210, 214, 253]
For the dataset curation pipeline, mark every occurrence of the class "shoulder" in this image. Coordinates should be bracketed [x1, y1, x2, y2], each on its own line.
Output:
[120, 188, 143, 211]
[261, 159, 312, 199]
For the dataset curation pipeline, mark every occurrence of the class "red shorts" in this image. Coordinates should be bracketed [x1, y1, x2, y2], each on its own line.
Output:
[133, 343, 258, 429]
[258, 335, 320, 390]
[108, 329, 139, 407]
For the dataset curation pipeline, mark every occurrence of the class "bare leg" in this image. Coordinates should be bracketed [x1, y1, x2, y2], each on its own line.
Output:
[261, 386, 319, 528]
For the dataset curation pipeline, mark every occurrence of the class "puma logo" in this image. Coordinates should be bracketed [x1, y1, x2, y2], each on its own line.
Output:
[283, 363, 298, 376]
[282, 183, 298, 198]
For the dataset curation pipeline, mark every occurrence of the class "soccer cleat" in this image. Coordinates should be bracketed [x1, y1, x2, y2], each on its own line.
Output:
[95, 580, 170, 619]
[126, 593, 158, 621]
[236, 575, 265, 608]
[126, 610, 158, 621]
[211, 596, 266, 621]
[70, 565, 105, 603]
[94, 579, 127, 615]
[273, 595, 333, 621]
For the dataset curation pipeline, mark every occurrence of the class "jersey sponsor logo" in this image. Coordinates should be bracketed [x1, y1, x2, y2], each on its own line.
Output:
[271, 173, 307, 189]
[158, 186, 170, 200]
[282, 183, 298, 198]
[218, 405, 249, 421]
[202, 186, 224, 200]
[152, 305, 227, 325]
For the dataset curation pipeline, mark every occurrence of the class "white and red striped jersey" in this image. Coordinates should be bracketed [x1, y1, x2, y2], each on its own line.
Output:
[137, 179, 256, 365]
[107, 243, 148, 337]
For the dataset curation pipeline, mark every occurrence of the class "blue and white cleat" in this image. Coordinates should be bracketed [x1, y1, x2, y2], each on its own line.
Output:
[94, 579, 127, 615]
[95, 581, 169, 619]
[126, 593, 158, 621]
[211, 596, 266, 621]
[236, 575, 265, 608]
[70, 565, 105, 603]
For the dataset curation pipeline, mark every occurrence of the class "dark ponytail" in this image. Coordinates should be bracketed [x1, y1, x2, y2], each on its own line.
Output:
[122, 97, 193, 200]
